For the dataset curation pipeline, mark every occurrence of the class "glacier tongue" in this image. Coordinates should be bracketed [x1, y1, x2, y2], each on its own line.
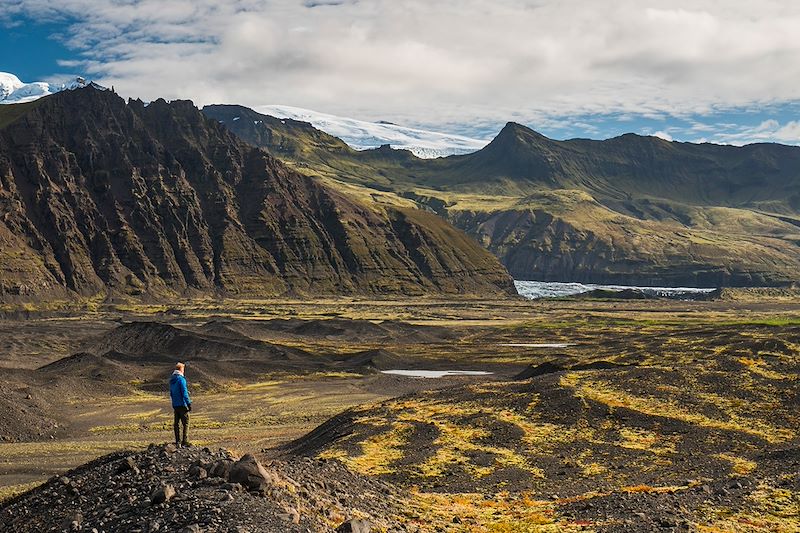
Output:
[0, 72, 101, 105]
[255, 104, 488, 159]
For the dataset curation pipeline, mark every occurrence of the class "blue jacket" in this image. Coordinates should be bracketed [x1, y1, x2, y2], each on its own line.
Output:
[169, 371, 191, 408]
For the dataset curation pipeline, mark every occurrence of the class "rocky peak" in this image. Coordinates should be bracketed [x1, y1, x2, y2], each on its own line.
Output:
[449, 121, 562, 185]
[489, 122, 551, 149]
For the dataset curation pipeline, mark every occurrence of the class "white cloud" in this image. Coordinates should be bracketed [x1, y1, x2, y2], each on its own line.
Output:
[755, 119, 781, 132]
[5, 0, 800, 135]
[711, 119, 800, 145]
[774, 121, 800, 141]
[652, 131, 674, 141]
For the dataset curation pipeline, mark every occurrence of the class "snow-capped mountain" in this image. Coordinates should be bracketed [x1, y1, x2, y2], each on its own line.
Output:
[255, 104, 488, 158]
[0, 72, 97, 104]
[1, 72, 484, 158]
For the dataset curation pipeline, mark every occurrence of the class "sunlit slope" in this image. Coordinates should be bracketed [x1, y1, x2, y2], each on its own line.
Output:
[204, 105, 800, 286]
[285, 317, 800, 531]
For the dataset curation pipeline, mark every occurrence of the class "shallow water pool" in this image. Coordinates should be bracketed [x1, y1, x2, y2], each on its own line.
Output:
[498, 343, 574, 348]
[380, 370, 494, 378]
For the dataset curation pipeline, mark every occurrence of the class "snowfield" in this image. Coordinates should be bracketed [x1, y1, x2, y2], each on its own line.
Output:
[256, 104, 488, 159]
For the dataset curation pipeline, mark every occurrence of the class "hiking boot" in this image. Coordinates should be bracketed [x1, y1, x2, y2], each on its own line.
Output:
[181, 441, 191, 448]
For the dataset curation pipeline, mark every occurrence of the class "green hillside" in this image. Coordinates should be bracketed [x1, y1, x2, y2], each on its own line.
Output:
[203, 105, 800, 287]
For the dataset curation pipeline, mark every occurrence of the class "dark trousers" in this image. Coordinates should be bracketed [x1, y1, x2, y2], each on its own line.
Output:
[173, 406, 189, 445]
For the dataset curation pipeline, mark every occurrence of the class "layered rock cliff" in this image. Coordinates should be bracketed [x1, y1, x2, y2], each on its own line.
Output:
[0, 88, 514, 299]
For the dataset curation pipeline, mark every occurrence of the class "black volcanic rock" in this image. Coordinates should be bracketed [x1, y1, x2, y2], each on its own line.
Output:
[0, 88, 514, 299]
[0, 444, 404, 532]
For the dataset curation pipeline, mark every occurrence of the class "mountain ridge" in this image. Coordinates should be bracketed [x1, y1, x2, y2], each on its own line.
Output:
[204, 104, 800, 287]
[0, 88, 515, 300]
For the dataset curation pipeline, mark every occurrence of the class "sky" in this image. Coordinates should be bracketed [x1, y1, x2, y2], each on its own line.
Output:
[2, 0, 800, 144]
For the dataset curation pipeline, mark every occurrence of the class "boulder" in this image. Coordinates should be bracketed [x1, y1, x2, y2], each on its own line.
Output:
[279, 507, 301, 524]
[151, 484, 176, 505]
[119, 456, 140, 475]
[228, 454, 273, 492]
[336, 519, 372, 533]
[188, 465, 207, 480]
[209, 459, 233, 480]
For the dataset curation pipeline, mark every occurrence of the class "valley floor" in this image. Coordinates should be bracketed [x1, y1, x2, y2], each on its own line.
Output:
[0, 296, 798, 531]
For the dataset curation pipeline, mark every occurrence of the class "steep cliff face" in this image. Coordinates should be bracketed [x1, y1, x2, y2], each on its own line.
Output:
[449, 209, 794, 287]
[0, 88, 514, 299]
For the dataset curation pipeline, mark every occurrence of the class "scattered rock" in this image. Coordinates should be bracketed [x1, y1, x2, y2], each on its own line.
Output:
[336, 519, 372, 533]
[151, 484, 176, 505]
[0, 436, 412, 532]
[60, 513, 82, 531]
[286, 507, 301, 524]
[188, 465, 207, 480]
[218, 491, 235, 502]
[0, 444, 375, 532]
[120, 456, 140, 475]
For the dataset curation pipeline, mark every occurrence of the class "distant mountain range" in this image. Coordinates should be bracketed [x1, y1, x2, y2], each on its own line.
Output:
[0, 87, 514, 300]
[205, 104, 800, 287]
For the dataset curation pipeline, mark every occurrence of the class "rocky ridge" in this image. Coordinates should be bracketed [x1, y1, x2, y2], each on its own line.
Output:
[0, 88, 514, 300]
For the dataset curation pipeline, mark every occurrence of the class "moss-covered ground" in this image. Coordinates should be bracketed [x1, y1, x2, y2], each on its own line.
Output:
[0, 296, 798, 531]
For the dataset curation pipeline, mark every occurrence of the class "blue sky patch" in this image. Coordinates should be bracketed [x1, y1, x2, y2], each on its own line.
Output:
[0, 16, 79, 83]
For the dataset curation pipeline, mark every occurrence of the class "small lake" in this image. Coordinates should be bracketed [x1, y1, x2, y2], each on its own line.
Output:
[514, 280, 717, 300]
[380, 370, 494, 378]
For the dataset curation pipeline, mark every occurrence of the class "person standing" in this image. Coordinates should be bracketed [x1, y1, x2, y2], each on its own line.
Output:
[169, 362, 192, 447]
